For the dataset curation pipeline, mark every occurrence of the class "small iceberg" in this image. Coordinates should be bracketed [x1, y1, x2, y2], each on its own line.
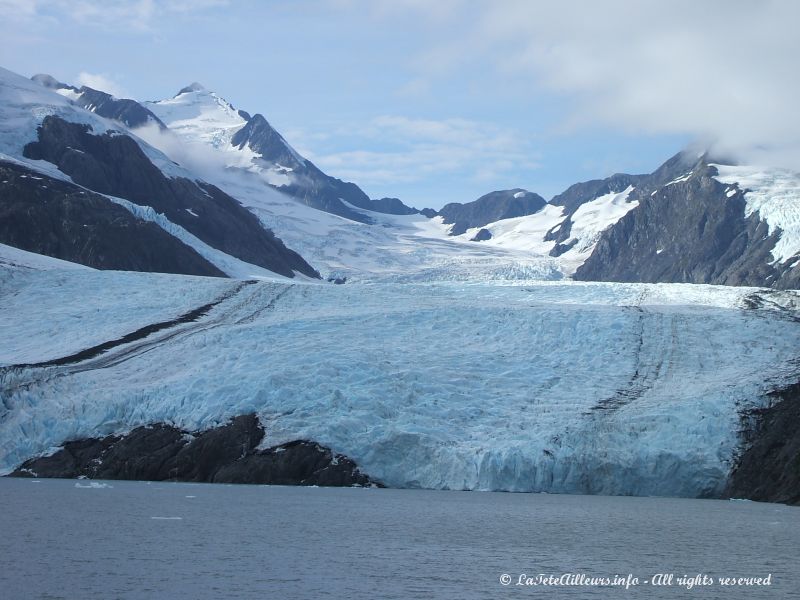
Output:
[75, 481, 113, 489]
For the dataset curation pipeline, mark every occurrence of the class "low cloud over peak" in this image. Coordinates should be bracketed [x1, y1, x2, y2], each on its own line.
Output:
[360, 0, 800, 169]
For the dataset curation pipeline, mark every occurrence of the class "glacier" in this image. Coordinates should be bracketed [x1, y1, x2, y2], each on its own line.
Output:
[4, 66, 800, 499]
[2, 260, 799, 498]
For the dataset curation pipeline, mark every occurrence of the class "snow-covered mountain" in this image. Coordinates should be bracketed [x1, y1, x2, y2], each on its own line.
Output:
[3, 65, 800, 502]
[449, 153, 800, 288]
[8, 66, 799, 288]
[0, 67, 318, 279]
[31, 73, 166, 130]
[438, 174, 648, 277]
[144, 83, 417, 222]
[437, 188, 547, 236]
[575, 153, 800, 289]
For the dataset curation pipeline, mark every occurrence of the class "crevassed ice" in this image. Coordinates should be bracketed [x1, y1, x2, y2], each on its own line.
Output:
[2, 269, 798, 498]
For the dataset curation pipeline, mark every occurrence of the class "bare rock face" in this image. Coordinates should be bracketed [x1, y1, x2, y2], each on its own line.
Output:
[725, 384, 800, 505]
[231, 113, 375, 223]
[10, 414, 375, 488]
[366, 197, 419, 215]
[546, 173, 644, 257]
[22, 115, 319, 279]
[0, 161, 225, 277]
[471, 228, 492, 242]
[31, 73, 167, 129]
[438, 189, 547, 236]
[574, 155, 800, 290]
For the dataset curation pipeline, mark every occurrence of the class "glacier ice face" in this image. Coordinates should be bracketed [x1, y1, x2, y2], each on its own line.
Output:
[2, 267, 799, 498]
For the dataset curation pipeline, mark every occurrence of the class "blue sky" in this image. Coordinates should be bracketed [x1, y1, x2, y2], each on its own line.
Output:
[2, 1, 796, 209]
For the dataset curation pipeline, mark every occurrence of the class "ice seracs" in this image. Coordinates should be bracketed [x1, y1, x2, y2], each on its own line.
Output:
[2, 266, 798, 497]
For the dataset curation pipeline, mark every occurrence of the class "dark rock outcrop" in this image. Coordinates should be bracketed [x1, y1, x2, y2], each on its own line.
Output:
[31, 74, 166, 130]
[214, 440, 371, 487]
[471, 228, 492, 241]
[72, 87, 167, 130]
[232, 113, 304, 171]
[0, 161, 225, 276]
[439, 189, 547, 235]
[419, 208, 438, 219]
[574, 157, 800, 289]
[10, 414, 375, 487]
[22, 115, 319, 279]
[231, 113, 374, 223]
[366, 197, 419, 215]
[546, 173, 643, 257]
[726, 383, 800, 505]
[550, 173, 645, 213]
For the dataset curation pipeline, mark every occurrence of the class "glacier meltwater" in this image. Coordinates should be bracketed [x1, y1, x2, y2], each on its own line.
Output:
[1, 265, 799, 497]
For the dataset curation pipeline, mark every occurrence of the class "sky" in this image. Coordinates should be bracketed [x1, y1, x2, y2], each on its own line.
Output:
[1, 0, 797, 209]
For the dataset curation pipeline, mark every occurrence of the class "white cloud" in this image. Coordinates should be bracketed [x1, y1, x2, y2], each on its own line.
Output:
[133, 121, 235, 179]
[75, 72, 129, 98]
[0, 0, 38, 21]
[347, 0, 800, 170]
[297, 115, 540, 187]
[19, 0, 229, 32]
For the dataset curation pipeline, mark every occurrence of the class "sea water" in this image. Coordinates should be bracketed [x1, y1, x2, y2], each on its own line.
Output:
[0, 478, 797, 599]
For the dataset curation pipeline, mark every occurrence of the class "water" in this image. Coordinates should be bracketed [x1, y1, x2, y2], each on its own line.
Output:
[0, 478, 797, 599]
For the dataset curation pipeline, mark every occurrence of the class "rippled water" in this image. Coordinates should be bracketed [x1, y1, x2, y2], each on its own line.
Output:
[1, 478, 798, 599]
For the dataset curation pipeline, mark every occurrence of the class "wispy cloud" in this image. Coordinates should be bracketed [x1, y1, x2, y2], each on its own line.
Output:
[288, 114, 539, 188]
[0, 0, 38, 21]
[10, 0, 229, 32]
[341, 0, 800, 170]
[76, 71, 129, 98]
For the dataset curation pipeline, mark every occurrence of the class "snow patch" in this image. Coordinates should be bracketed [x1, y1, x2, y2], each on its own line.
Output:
[557, 186, 638, 269]
[104, 194, 295, 281]
[712, 164, 800, 263]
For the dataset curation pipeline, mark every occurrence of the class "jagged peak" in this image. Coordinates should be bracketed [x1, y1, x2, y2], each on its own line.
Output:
[247, 113, 270, 125]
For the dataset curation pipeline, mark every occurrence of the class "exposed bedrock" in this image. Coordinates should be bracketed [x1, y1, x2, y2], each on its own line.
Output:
[9, 414, 374, 488]
[726, 383, 800, 505]
[21, 116, 319, 279]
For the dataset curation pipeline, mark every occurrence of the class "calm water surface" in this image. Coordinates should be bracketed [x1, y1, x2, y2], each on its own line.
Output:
[0, 478, 798, 599]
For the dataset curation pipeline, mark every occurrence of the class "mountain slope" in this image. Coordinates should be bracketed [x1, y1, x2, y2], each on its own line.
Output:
[546, 173, 645, 257]
[448, 179, 643, 276]
[0, 161, 225, 276]
[23, 115, 316, 278]
[575, 153, 800, 289]
[146, 85, 382, 222]
[0, 66, 318, 279]
[31, 73, 166, 129]
[365, 197, 420, 215]
[438, 189, 547, 235]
